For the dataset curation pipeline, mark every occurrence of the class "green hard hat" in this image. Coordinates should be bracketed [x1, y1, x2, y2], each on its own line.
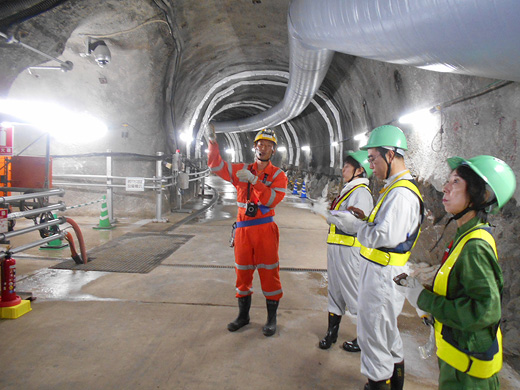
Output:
[360, 125, 408, 151]
[345, 150, 373, 178]
[447, 155, 516, 213]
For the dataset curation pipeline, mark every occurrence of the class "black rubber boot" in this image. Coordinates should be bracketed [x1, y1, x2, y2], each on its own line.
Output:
[262, 299, 279, 336]
[363, 378, 391, 390]
[319, 312, 342, 349]
[391, 361, 404, 390]
[343, 337, 361, 352]
[227, 295, 251, 332]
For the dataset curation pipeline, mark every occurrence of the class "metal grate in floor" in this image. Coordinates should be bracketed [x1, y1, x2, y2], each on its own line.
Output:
[51, 233, 194, 274]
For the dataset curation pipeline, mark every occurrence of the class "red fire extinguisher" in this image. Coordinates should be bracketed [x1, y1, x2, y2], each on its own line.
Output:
[0, 256, 21, 307]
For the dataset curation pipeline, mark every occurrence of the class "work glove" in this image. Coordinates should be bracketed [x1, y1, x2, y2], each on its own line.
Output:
[394, 274, 425, 310]
[237, 169, 258, 185]
[206, 123, 217, 142]
[325, 211, 335, 225]
[328, 210, 359, 233]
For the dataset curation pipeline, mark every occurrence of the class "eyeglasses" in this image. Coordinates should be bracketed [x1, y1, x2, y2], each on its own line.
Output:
[367, 154, 382, 164]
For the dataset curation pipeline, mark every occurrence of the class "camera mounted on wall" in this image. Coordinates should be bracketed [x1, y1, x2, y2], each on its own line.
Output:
[86, 38, 111, 67]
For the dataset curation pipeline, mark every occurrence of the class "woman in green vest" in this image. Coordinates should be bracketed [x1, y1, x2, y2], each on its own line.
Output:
[398, 155, 516, 389]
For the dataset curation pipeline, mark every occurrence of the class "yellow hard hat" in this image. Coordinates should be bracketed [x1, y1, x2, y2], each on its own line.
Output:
[254, 128, 277, 145]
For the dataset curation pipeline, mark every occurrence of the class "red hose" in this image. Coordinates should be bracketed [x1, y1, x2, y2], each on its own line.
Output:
[65, 217, 88, 264]
[63, 231, 78, 258]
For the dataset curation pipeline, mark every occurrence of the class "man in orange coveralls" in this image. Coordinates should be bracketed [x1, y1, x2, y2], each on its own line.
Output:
[207, 125, 287, 336]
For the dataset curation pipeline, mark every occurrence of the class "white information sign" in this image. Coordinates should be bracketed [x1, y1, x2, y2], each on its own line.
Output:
[0, 209, 8, 233]
[125, 177, 145, 192]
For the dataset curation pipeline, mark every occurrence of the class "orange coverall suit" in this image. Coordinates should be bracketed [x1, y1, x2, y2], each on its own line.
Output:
[208, 141, 287, 301]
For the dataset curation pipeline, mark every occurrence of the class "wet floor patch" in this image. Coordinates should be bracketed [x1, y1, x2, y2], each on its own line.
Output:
[307, 271, 328, 296]
[50, 233, 193, 273]
[16, 268, 116, 301]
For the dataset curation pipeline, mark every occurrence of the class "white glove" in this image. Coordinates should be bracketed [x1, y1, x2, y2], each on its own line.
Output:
[395, 275, 425, 309]
[325, 211, 335, 225]
[206, 123, 216, 142]
[236, 169, 258, 185]
[334, 211, 359, 233]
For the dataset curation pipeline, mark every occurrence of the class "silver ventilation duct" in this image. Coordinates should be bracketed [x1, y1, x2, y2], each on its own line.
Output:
[211, 20, 334, 134]
[212, 0, 520, 134]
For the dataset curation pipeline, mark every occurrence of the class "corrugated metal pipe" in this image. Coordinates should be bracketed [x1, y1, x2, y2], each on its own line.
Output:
[0, 0, 69, 30]
[211, 0, 520, 134]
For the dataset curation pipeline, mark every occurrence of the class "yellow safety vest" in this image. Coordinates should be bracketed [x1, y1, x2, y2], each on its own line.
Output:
[326, 184, 370, 247]
[359, 179, 423, 266]
[433, 225, 502, 379]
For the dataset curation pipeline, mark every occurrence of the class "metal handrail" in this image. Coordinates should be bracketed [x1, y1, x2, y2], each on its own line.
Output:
[8, 203, 66, 220]
[0, 232, 67, 260]
[0, 189, 65, 204]
[0, 217, 65, 242]
[50, 153, 208, 220]
[187, 169, 210, 177]
[53, 173, 174, 181]
[188, 170, 210, 182]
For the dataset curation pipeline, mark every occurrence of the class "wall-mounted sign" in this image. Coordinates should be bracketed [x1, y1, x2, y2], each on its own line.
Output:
[125, 177, 145, 192]
[0, 208, 8, 233]
[0, 126, 14, 156]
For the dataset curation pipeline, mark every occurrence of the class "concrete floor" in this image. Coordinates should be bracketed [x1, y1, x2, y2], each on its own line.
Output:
[1, 177, 519, 390]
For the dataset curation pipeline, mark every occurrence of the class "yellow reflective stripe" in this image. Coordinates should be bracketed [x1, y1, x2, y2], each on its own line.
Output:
[361, 179, 422, 266]
[327, 184, 369, 248]
[434, 322, 502, 379]
[433, 226, 501, 378]
[327, 230, 361, 247]
[434, 227, 497, 296]
[332, 184, 369, 211]
[359, 247, 409, 266]
[367, 179, 423, 223]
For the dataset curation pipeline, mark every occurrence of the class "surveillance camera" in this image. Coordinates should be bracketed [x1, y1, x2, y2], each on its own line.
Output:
[88, 40, 111, 67]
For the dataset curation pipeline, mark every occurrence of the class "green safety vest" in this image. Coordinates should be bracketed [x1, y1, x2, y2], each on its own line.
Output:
[359, 179, 423, 266]
[326, 184, 370, 247]
[433, 225, 502, 379]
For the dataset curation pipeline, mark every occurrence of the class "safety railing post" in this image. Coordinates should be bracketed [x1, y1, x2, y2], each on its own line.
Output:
[153, 152, 167, 222]
[106, 149, 114, 224]
[200, 159, 205, 196]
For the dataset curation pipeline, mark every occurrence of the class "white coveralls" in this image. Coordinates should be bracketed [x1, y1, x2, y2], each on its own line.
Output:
[326, 178, 373, 316]
[356, 170, 421, 382]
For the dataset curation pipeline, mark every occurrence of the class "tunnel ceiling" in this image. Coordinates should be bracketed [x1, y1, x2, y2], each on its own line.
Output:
[0, 0, 299, 151]
[0, 0, 292, 106]
[1, 0, 519, 175]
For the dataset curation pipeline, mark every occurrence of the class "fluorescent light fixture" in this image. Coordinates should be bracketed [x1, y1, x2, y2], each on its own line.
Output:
[353, 132, 368, 146]
[399, 108, 434, 126]
[225, 148, 235, 154]
[301, 145, 310, 151]
[331, 142, 338, 147]
[179, 132, 193, 143]
[0, 99, 107, 142]
[277, 146, 286, 152]
[419, 63, 457, 73]
[204, 149, 209, 154]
